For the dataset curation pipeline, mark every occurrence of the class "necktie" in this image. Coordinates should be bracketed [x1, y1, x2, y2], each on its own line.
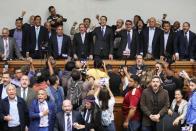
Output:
[184, 32, 189, 55]
[23, 88, 26, 100]
[67, 113, 72, 131]
[127, 32, 131, 49]
[101, 27, 105, 37]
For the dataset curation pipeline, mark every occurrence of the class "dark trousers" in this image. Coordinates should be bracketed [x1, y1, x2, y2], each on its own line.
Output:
[8, 126, 21, 131]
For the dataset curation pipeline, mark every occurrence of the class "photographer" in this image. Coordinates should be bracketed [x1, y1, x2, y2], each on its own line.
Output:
[47, 6, 67, 31]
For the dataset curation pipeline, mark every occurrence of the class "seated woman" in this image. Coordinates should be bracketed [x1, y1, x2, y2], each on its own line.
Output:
[168, 89, 188, 126]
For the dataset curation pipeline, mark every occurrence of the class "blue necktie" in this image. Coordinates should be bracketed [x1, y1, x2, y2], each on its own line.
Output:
[127, 32, 131, 49]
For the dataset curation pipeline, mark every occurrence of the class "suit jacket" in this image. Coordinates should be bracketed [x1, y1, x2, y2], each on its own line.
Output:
[48, 34, 71, 59]
[9, 27, 29, 56]
[0, 84, 3, 99]
[174, 30, 196, 59]
[116, 29, 140, 59]
[73, 32, 93, 59]
[16, 87, 36, 107]
[141, 27, 163, 59]
[160, 31, 175, 56]
[0, 96, 29, 131]
[54, 111, 84, 131]
[92, 26, 114, 56]
[29, 26, 48, 53]
[29, 99, 56, 131]
[0, 37, 22, 59]
[190, 38, 196, 60]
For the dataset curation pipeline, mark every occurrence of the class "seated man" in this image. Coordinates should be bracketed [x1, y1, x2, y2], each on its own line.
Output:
[0, 28, 23, 60]
[54, 99, 85, 131]
[129, 55, 147, 76]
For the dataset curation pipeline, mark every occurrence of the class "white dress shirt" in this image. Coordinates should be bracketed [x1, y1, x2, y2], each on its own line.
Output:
[64, 112, 72, 131]
[21, 87, 28, 100]
[35, 26, 40, 50]
[185, 31, 190, 43]
[148, 28, 155, 54]
[81, 33, 86, 43]
[8, 97, 20, 127]
[164, 32, 169, 50]
[1, 85, 8, 99]
[3, 38, 9, 60]
[39, 101, 49, 127]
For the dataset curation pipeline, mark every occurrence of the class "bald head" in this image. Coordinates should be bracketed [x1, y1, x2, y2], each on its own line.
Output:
[62, 99, 73, 113]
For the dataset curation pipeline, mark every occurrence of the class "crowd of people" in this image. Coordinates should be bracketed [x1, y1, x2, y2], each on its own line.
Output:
[0, 6, 196, 61]
[0, 54, 195, 131]
[0, 5, 196, 131]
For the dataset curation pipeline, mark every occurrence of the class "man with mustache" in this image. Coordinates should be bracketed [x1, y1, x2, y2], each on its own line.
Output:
[140, 76, 170, 131]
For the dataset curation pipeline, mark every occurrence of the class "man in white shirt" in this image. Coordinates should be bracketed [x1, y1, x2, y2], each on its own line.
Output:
[54, 99, 84, 131]
[0, 84, 29, 131]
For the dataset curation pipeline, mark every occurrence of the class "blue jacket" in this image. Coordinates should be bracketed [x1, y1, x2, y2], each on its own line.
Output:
[186, 90, 196, 124]
[29, 99, 56, 131]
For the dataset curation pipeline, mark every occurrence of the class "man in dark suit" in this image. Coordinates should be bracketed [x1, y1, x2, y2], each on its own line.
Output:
[92, 16, 114, 60]
[141, 17, 163, 60]
[0, 28, 23, 60]
[29, 89, 56, 131]
[116, 20, 140, 59]
[29, 15, 48, 59]
[73, 23, 93, 60]
[16, 75, 36, 107]
[48, 25, 72, 59]
[174, 22, 196, 61]
[44, 22, 56, 40]
[190, 38, 196, 61]
[9, 18, 29, 57]
[54, 99, 85, 131]
[160, 21, 175, 58]
[0, 72, 12, 100]
[0, 84, 29, 131]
